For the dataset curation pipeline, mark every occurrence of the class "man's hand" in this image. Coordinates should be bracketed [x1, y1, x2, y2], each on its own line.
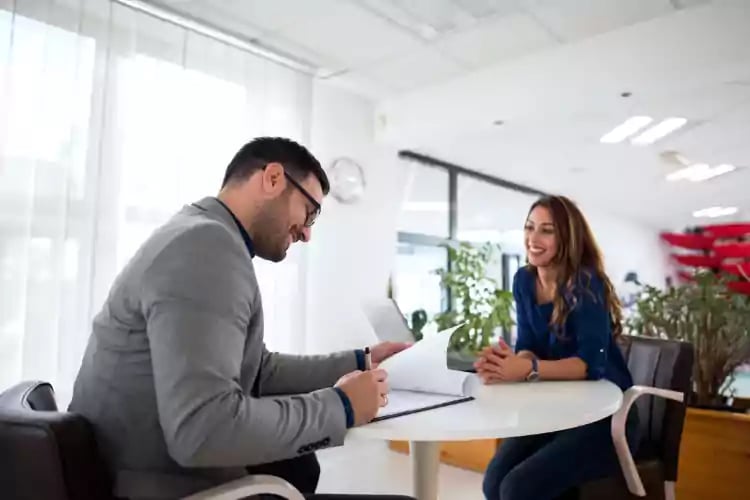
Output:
[368, 341, 412, 366]
[474, 340, 532, 384]
[335, 369, 389, 426]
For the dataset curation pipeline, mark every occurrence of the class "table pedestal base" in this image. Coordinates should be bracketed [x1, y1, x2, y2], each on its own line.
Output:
[410, 441, 440, 500]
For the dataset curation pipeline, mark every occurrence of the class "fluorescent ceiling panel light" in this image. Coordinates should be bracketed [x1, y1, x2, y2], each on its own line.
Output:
[692, 206, 738, 218]
[666, 163, 710, 181]
[631, 117, 687, 145]
[666, 163, 737, 182]
[688, 163, 736, 182]
[599, 116, 653, 144]
[403, 202, 449, 212]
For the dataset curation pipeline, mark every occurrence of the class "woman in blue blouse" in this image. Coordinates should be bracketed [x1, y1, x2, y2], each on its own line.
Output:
[475, 195, 640, 500]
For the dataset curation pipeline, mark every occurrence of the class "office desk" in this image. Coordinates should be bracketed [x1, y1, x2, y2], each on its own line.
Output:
[347, 380, 623, 500]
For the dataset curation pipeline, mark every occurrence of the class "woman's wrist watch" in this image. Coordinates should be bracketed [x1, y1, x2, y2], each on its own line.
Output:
[526, 357, 540, 382]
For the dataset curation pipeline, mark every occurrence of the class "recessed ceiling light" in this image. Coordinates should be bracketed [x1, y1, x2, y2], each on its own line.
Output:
[692, 206, 738, 218]
[600, 116, 653, 144]
[666, 163, 737, 182]
[631, 117, 687, 145]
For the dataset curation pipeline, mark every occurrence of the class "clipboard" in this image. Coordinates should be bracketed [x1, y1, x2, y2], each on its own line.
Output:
[372, 395, 474, 422]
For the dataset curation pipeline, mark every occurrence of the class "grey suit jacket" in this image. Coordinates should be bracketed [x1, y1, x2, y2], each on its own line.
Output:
[69, 197, 358, 499]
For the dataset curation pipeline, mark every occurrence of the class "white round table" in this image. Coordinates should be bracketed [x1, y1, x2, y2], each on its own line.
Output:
[346, 380, 623, 500]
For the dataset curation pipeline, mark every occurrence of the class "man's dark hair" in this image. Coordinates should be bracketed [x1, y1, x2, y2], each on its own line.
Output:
[222, 137, 329, 194]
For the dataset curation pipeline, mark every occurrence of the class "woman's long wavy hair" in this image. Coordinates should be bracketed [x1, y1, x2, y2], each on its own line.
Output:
[527, 195, 623, 339]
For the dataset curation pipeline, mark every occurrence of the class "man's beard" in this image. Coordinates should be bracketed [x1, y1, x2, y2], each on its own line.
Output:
[252, 197, 290, 262]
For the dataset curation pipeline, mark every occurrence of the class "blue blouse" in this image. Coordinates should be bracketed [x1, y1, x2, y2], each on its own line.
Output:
[513, 266, 633, 391]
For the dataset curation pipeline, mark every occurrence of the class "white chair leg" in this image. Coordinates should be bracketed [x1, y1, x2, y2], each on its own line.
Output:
[611, 386, 684, 497]
[665, 481, 676, 500]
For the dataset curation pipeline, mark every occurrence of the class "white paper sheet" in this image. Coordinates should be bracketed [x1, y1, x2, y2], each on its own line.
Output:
[378, 324, 478, 397]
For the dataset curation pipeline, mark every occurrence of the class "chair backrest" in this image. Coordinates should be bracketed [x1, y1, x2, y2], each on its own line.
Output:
[618, 336, 694, 482]
[0, 381, 113, 500]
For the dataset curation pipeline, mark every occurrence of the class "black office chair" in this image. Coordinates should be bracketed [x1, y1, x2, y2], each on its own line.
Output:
[578, 335, 694, 500]
[0, 380, 304, 500]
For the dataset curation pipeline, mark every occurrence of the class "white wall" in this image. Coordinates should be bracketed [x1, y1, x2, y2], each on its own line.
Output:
[583, 206, 674, 290]
[304, 81, 403, 353]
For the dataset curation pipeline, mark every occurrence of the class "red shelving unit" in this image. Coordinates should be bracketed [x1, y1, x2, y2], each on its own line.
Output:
[702, 223, 750, 239]
[660, 233, 715, 250]
[721, 262, 750, 278]
[662, 223, 750, 294]
[713, 242, 750, 259]
[728, 281, 750, 294]
[671, 254, 723, 268]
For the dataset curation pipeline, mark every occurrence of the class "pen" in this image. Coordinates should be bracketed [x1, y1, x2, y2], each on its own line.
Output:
[364, 346, 372, 371]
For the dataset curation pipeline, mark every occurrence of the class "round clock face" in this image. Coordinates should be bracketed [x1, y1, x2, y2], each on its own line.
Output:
[329, 157, 365, 203]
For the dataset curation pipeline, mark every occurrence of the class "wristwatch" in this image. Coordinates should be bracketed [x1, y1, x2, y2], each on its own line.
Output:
[526, 357, 540, 382]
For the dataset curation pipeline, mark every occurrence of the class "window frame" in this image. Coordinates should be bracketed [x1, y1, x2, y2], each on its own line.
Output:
[395, 150, 548, 339]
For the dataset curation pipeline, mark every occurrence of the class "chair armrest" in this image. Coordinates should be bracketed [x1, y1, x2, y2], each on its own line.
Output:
[182, 474, 305, 500]
[611, 385, 684, 497]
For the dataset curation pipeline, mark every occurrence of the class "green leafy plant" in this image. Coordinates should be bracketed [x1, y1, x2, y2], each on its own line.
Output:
[433, 242, 515, 353]
[627, 271, 750, 407]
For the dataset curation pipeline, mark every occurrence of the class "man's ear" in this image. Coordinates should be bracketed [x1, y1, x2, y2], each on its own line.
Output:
[261, 162, 285, 195]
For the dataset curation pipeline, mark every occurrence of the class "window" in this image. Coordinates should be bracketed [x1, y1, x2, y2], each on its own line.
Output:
[393, 241, 447, 319]
[393, 152, 545, 340]
[0, 3, 314, 402]
[0, 9, 97, 392]
[457, 175, 536, 255]
[397, 162, 450, 238]
[457, 174, 536, 289]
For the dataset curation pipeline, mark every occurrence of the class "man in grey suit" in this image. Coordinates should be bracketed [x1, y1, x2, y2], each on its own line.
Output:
[70, 137, 413, 500]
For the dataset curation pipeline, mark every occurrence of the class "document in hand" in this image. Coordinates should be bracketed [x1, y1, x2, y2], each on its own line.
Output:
[374, 324, 479, 421]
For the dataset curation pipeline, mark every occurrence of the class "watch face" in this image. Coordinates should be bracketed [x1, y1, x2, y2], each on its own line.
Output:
[526, 371, 540, 382]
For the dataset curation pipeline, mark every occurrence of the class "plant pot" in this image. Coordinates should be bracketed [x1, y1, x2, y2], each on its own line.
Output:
[731, 396, 750, 412]
[677, 407, 750, 499]
[689, 403, 746, 413]
[446, 349, 478, 372]
[686, 392, 743, 411]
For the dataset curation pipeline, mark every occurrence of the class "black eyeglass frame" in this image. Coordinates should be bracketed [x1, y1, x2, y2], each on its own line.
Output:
[283, 171, 321, 227]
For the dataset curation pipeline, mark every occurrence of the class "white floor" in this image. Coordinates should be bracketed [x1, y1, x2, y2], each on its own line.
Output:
[317, 440, 484, 499]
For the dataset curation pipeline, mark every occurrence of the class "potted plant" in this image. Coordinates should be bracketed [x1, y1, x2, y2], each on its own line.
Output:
[432, 242, 515, 368]
[627, 270, 750, 408]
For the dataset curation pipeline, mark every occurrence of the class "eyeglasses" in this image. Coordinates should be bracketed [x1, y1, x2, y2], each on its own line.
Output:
[283, 172, 321, 227]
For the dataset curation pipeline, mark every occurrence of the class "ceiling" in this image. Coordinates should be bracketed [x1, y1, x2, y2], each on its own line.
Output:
[155, 0, 749, 231]
[379, 0, 750, 230]
[155, 0, 705, 97]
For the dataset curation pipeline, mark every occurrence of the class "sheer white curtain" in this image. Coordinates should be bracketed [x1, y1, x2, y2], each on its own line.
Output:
[0, 0, 311, 405]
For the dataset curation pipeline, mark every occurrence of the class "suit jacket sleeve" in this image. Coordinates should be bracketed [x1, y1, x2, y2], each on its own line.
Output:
[141, 222, 347, 468]
[257, 348, 359, 396]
